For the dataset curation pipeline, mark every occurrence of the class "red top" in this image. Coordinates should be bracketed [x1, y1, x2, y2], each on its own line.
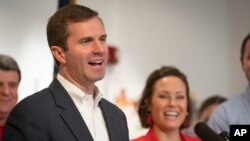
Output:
[0, 126, 3, 141]
[131, 128, 201, 141]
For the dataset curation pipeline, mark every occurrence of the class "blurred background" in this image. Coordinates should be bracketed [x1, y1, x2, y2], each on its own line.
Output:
[1, 0, 250, 138]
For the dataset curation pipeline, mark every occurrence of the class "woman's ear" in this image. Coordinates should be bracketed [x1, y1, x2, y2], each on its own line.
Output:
[51, 46, 66, 64]
[146, 99, 151, 112]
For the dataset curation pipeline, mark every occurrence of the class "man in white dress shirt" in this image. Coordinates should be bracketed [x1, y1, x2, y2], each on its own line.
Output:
[2, 4, 129, 141]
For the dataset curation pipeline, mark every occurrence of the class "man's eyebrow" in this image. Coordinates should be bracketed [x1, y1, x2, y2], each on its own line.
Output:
[78, 36, 93, 41]
[100, 34, 107, 38]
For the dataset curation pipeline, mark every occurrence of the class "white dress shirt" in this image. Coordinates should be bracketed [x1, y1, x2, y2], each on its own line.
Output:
[57, 74, 109, 141]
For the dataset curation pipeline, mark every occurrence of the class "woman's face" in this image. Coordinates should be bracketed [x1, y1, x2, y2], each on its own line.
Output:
[149, 76, 188, 131]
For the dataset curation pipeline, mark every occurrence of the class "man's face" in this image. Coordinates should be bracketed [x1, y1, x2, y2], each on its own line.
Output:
[0, 69, 19, 120]
[52, 17, 108, 87]
[241, 40, 250, 82]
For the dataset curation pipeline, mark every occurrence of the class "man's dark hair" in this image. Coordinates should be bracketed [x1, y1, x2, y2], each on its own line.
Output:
[240, 33, 250, 60]
[47, 4, 99, 66]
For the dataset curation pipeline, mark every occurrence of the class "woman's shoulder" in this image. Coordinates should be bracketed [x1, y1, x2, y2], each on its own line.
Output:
[131, 128, 156, 141]
[182, 133, 201, 141]
[131, 136, 146, 141]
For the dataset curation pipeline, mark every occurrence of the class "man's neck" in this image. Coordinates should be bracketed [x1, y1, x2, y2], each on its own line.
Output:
[0, 115, 7, 127]
[0, 120, 5, 127]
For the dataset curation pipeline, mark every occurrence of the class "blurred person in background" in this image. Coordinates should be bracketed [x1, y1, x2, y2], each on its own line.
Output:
[0, 54, 21, 140]
[131, 66, 200, 141]
[182, 95, 227, 136]
[197, 95, 227, 123]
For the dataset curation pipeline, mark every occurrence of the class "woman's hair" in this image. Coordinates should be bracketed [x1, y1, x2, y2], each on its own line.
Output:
[137, 66, 192, 128]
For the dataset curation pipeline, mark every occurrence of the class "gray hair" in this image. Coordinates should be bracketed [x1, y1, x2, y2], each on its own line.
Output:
[0, 54, 21, 82]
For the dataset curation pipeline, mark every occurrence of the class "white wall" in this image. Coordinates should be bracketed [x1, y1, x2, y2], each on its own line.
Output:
[81, 0, 250, 104]
[0, 0, 57, 100]
[0, 0, 249, 112]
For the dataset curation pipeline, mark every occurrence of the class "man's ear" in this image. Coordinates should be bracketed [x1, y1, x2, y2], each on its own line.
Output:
[51, 46, 66, 64]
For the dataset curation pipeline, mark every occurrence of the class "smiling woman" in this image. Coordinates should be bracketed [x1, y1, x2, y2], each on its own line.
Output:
[131, 66, 201, 141]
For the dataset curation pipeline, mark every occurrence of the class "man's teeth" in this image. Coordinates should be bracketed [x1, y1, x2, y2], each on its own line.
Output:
[89, 60, 103, 65]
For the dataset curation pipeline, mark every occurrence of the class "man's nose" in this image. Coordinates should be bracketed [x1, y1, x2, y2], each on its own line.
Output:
[0, 86, 11, 96]
[92, 41, 105, 54]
